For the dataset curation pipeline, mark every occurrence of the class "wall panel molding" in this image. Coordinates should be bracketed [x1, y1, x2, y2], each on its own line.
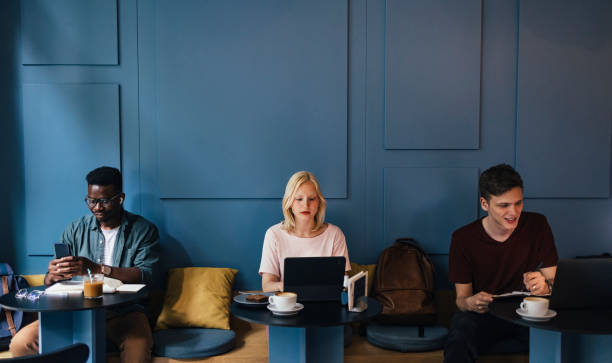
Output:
[384, 0, 482, 149]
[156, 0, 348, 198]
[23, 83, 121, 255]
[21, 0, 118, 65]
[383, 167, 479, 254]
[516, 0, 612, 198]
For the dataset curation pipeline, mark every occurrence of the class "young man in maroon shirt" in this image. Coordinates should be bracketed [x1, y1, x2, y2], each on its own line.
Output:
[444, 164, 558, 363]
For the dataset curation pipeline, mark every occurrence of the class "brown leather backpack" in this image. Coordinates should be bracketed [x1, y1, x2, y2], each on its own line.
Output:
[373, 238, 436, 325]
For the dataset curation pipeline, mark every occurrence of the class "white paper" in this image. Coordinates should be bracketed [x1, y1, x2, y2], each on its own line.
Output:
[116, 284, 145, 292]
[492, 291, 531, 298]
[103, 277, 123, 293]
[493, 291, 552, 298]
[45, 282, 83, 296]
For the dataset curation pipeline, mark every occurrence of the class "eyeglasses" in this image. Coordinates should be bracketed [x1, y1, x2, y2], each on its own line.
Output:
[84, 193, 121, 208]
[16, 288, 44, 301]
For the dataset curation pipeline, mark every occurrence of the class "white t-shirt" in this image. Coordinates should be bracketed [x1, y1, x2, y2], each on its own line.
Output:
[258, 222, 351, 281]
[101, 226, 120, 266]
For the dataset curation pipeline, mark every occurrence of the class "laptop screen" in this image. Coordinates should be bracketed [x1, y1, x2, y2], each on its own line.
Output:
[283, 256, 345, 302]
[549, 258, 612, 310]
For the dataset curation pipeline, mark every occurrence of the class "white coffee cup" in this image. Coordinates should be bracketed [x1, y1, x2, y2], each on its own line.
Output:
[520, 297, 549, 317]
[268, 292, 297, 311]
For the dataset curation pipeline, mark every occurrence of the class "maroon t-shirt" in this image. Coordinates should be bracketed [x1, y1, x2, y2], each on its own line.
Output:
[449, 211, 558, 295]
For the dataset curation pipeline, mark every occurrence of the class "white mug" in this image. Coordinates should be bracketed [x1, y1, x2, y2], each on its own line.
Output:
[520, 297, 549, 317]
[268, 292, 297, 311]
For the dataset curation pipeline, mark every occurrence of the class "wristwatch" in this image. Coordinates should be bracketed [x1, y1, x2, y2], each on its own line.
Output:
[101, 265, 112, 276]
[545, 279, 553, 294]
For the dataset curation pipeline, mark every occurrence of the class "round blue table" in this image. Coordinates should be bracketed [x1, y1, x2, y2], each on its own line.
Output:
[0, 286, 147, 363]
[231, 297, 381, 363]
[489, 297, 612, 363]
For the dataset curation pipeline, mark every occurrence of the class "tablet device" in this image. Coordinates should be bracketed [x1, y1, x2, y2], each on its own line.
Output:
[54, 243, 71, 259]
[283, 256, 345, 302]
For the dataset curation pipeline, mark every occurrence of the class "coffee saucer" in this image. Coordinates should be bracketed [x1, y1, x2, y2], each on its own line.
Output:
[515, 308, 557, 322]
[267, 303, 304, 316]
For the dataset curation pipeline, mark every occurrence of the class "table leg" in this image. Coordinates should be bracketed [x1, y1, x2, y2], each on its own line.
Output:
[268, 326, 306, 363]
[268, 325, 344, 363]
[567, 334, 612, 362]
[39, 309, 106, 363]
[529, 328, 569, 363]
[306, 326, 343, 362]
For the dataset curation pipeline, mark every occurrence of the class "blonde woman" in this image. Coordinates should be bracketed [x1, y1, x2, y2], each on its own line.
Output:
[259, 171, 351, 292]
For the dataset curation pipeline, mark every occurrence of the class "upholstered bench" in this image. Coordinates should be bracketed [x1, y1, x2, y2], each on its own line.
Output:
[366, 323, 448, 352]
[153, 328, 235, 359]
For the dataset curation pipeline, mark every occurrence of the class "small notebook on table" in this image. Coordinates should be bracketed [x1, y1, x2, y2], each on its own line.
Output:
[103, 277, 145, 293]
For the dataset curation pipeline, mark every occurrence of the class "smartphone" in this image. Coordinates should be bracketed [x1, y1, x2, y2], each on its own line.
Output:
[54, 243, 71, 259]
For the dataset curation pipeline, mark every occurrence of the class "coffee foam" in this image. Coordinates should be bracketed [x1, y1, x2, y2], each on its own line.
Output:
[276, 292, 297, 297]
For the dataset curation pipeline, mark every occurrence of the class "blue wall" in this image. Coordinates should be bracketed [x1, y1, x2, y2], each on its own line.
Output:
[5, 0, 612, 290]
[1, 0, 21, 269]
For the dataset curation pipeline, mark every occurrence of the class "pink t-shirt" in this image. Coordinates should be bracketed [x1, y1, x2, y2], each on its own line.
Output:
[258, 222, 351, 281]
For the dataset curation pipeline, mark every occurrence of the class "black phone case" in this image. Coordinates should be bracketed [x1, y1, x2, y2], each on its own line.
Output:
[54, 243, 70, 258]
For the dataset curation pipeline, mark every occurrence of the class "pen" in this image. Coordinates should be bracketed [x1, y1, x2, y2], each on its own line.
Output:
[534, 261, 543, 272]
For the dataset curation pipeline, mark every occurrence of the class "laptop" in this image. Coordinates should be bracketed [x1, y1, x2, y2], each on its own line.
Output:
[549, 258, 612, 310]
[283, 256, 345, 302]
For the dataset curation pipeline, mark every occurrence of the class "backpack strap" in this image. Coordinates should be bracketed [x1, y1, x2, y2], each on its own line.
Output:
[1, 276, 17, 336]
[394, 238, 426, 254]
[394, 238, 435, 272]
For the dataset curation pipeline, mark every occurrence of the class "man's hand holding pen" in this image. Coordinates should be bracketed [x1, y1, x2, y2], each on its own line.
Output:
[523, 270, 550, 295]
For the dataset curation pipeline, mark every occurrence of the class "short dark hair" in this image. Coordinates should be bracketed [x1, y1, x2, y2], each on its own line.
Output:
[86, 166, 122, 192]
[479, 164, 523, 201]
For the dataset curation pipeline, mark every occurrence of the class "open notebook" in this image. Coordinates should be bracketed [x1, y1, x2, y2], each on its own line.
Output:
[102, 277, 145, 293]
[45, 277, 145, 295]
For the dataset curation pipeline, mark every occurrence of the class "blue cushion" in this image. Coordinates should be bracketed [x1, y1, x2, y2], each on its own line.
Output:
[153, 328, 235, 358]
[366, 323, 448, 352]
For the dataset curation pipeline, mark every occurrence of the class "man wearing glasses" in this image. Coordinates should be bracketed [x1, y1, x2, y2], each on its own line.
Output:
[10, 166, 160, 363]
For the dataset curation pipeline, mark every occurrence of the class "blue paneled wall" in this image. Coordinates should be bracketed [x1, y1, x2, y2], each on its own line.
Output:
[385, 0, 482, 149]
[156, 0, 348, 198]
[4, 0, 612, 290]
[1, 0, 21, 267]
[517, 0, 612, 198]
[22, 83, 121, 255]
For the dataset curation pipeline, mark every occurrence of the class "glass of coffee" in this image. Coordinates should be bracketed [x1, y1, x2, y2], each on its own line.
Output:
[84, 274, 104, 299]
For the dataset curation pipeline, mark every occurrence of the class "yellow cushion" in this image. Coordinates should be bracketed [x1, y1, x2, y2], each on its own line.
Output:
[22, 274, 45, 287]
[155, 267, 238, 331]
[349, 262, 376, 295]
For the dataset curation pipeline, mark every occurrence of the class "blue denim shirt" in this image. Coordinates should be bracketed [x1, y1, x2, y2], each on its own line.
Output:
[60, 210, 160, 285]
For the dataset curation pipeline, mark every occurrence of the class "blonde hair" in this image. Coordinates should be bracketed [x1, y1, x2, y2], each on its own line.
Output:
[281, 171, 327, 232]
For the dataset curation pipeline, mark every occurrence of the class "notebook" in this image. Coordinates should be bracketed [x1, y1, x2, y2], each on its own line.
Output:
[283, 256, 345, 302]
[549, 258, 612, 310]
